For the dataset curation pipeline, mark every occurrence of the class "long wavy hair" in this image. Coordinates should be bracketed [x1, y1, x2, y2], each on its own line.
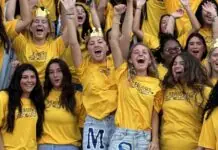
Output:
[195, 0, 218, 27]
[127, 43, 158, 79]
[0, 7, 10, 53]
[5, 64, 44, 138]
[203, 81, 218, 120]
[43, 59, 76, 115]
[162, 52, 212, 108]
[184, 32, 207, 61]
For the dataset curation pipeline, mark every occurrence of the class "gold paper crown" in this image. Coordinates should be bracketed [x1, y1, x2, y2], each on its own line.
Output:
[33, 7, 50, 18]
[90, 27, 103, 37]
[214, 38, 218, 48]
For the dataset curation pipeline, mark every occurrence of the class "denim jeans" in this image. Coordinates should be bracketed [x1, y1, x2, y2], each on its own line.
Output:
[109, 128, 151, 150]
[38, 144, 79, 150]
[83, 115, 115, 150]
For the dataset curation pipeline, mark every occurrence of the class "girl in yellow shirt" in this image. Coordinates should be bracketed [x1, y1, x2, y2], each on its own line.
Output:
[195, 0, 218, 50]
[199, 82, 218, 150]
[184, 32, 208, 61]
[0, 64, 45, 150]
[108, 3, 161, 150]
[158, 52, 212, 150]
[64, 0, 117, 149]
[38, 58, 81, 150]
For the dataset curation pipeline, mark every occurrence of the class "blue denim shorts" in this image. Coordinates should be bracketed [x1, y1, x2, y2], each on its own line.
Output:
[38, 144, 79, 150]
[109, 128, 151, 150]
[83, 115, 115, 150]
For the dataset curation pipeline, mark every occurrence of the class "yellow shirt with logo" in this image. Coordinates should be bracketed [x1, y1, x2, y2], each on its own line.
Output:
[199, 108, 218, 150]
[157, 85, 211, 150]
[114, 62, 161, 130]
[38, 89, 81, 146]
[0, 91, 38, 150]
[12, 34, 65, 83]
[76, 55, 117, 120]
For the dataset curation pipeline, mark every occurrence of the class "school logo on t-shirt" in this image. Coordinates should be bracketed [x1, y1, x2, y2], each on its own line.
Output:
[16, 108, 37, 119]
[29, 51, 47, 61]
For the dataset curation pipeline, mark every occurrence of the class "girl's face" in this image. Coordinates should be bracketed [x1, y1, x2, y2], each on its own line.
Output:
[209, 48, 218, 73]
[202, 3, 217, 26]
[76, 5, 87, 26]
[48, 63, 63, 89]
[160, 15, 170, 33]
[162, 40, 181, 64]
[30, 16, 50, 41]
[129, 45, 151, 73]
[87, 36, 108, 62]
[20, 70, 37, 95]
[187, 36, 205, 60]
[172, 56, 185, 82]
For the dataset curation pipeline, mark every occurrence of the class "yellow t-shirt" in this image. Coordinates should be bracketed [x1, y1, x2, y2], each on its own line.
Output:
[199, 27, 213, 51]
[0, 91, 38, 150]
[12, 34, 65, 83]
[104, 2, 114, 33]
[164, 0, 202, 35]
[142, 0, 166, 37]
[199, 108, 218, 150]
[76, 55, 117, 120]
[157, 63, 168, 81]
[142, 32, 159, 50]
[158, 85, 211, 150]
[39, 0, 56, 22]
[38, 89, 81, 146]
[114, 62, 161, 130]
[210, 78, 218, 86]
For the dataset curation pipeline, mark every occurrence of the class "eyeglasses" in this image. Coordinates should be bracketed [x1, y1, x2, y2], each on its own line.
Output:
[164, 46, 181, 53]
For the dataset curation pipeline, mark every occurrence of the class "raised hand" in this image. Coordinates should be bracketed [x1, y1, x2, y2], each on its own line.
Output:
[114, 4, 127, 15]
[136, 0, 146, 9]
[171, 8, 184, 19]
[60, 0, 76, 14]
[202, 1, 218, 18]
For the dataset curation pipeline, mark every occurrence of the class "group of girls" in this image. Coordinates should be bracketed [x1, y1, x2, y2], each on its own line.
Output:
[1, 0, 218, 150]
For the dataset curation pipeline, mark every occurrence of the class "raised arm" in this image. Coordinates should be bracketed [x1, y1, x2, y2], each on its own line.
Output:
[132, 0, 146, 40]
[109, 5, 126, 68]
[96, 0, 108, 25]
[90, 1, 101, 29]
[165, 9, 184, 35]
[180, 0, 201, 33]
[61, 0, 82, 68]
[5, 0, 16, 21]
[15, 0, 32, 33]
[202, 1, 218, 39]
[120, 0, 133, 60]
